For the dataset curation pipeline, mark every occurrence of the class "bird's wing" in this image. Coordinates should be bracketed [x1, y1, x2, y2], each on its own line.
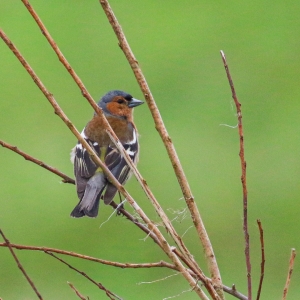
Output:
[74, 139, 100, 178]
[72, 132, 102, 200]
[103, 129, 139, 204]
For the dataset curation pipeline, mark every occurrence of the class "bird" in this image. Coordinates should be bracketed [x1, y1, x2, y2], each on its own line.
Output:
[70, 90, 144, 218]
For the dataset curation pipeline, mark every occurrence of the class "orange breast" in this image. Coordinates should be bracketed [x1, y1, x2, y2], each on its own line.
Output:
[85, 115, 134, 146]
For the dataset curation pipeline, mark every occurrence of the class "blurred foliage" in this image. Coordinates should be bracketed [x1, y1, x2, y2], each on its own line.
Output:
[1, 0, 300, 299]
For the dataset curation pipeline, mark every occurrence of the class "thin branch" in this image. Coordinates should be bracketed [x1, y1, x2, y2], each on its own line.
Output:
[0, 229, 43, 300]
[137, 273, 179, 285]
[222, 285, 247, 300]
[19, 3, 212, 295]
[0, 139, 75, 184]
[68, 282, 88, 300]
[220, 50, 251, 300]
[0, 242, 174, 270]
[109, 201, 161, 246]
[256, 219, 265, 300]
[98, 1, 224, 298]
[282, 248, 296, 300]
[46, 251, 121, 300]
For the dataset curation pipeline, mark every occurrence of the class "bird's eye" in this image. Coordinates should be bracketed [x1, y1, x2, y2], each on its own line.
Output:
[117, 99, 125, 104]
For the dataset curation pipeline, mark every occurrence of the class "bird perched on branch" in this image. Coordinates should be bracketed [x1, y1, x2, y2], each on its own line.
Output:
[70, 90, 144, 218]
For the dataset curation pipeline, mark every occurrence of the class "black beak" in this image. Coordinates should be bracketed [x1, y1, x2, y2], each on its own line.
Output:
[128, 98, 144, 108]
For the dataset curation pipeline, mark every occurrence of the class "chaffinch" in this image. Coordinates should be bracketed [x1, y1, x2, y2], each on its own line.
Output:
[70, 90, 144, 218]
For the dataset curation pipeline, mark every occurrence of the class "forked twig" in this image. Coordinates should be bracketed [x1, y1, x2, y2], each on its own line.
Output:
[282, 248, 296, 300]
[0, 229, 43, 300]
[0, 139, 75, 184]
[46, 251, 121, 300]
[220, 50, 251, 300]
[256, 219, 265, 300]
[68, 282, 88, 300]
[99, 1, 224, 297]
[0, 241, 175, 269]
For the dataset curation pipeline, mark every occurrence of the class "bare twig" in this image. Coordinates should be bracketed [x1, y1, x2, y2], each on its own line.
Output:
[137, 273, 179, 285]
[256, 219, 265, 300]
[109, 201, 161, 245]
[282, 248, 296, 300]
[0, 229, 43, 300]
[220, 50, 251, 300]
[222, 285, 247, 300]
[98, 2, 224, 297]
[68, 282, 88, 300]
[0, 242, 174, 270]
[46, 251, 121, 300]
[0, 139, 75, 184]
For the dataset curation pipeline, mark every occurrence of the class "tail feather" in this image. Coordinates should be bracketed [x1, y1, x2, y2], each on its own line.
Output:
[71, 173, 106, 218]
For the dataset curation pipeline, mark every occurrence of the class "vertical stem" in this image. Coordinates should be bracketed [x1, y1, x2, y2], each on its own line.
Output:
[282, 248, 296, 300]
[256, 219, 265, 300]
[220, 50, 251, 300]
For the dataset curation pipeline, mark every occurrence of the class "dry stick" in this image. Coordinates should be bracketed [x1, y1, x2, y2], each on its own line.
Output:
[220, 50, 251, 300]
[0, 30, 209, 300]
[0, 229, 43, 300]
[21, 2, 219, 298]
[45, 251, 121, 300]
[19, 2, 211, 294]
[222, 286, 247, 300]
[282, 248, 296, 300]
[256, 219, 265, 300]
[0, 139, 75, 184]
[68, 282, 88, 300]
[98, 2, 224, 298]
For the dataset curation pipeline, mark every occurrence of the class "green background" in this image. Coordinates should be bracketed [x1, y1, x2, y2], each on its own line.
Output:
[1, 1, 300, 299]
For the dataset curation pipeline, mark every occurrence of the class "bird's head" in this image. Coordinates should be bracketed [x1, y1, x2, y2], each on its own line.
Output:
[98, 90, 144, 119]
